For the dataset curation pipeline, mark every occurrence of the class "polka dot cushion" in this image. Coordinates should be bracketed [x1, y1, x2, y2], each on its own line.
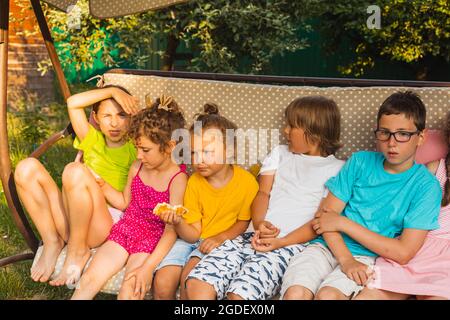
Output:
[104, 72, 450, 164]
[32, 73, 448, 296]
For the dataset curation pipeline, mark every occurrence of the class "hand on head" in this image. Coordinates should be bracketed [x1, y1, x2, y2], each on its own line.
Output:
[111, 88, 140, 115]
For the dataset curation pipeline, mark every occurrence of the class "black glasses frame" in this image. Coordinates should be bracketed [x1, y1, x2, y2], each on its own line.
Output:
[374, 129, 421, 142]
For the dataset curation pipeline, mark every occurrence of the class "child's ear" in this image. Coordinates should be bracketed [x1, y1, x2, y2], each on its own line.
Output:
[167, 140, 177, 153]
[417, 128, 428, 147]
[92, 112, 100, 125]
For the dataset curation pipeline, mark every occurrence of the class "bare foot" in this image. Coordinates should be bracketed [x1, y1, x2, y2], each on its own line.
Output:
[30, 239, 65, 283]
[49, 248, 91, 287]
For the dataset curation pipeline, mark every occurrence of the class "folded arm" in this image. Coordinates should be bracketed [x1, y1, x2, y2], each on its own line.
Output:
[325, 216, 428, 265]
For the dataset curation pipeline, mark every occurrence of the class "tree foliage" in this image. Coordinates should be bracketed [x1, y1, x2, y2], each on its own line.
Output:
[35, 0, 309, 77]
[309, 0, 450, 79]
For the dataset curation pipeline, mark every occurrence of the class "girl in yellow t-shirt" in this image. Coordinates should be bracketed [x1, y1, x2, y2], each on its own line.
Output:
[14, 85, 139, 287]
[153, 103, 259, 300]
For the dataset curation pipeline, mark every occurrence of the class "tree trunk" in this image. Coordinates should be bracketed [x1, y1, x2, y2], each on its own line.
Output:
[161, 34, 180, 71]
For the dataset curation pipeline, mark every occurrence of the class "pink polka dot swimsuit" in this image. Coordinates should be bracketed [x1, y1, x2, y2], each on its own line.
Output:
[108, 163, 187, 254]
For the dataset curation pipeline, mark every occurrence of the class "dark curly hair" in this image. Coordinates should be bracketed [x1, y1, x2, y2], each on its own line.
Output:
[128, 96, 186, 152]
[443, 111, 450, 207]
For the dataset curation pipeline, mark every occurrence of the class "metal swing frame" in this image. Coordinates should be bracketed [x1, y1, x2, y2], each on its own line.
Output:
[1, 0, 449, 268]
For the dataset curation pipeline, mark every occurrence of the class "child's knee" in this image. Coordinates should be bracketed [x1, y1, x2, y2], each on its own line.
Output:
[185, 278, 214, 299]
[153, 268, 178, 299]
[14, 158, 41, 183]
[226, 292, 244, 300]
[315, 286, 344, 300]
[353, 288, 384, 300]
[282, 285, 314, 300]
[62, 162, 88, 187]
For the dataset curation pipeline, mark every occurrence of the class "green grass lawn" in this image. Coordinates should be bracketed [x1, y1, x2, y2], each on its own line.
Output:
[0, 105, 114, 300]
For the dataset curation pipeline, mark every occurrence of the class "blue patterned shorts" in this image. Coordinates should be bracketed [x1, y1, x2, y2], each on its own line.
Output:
[187, 232, 304, 300]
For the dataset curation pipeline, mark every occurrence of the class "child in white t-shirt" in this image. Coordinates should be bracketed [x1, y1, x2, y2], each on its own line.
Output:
[185, 96, 345, 300]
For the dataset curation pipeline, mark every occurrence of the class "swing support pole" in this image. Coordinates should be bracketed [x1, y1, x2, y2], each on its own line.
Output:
[0, 0, 72, 267]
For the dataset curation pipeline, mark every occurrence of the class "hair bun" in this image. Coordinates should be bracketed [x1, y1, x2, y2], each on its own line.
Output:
[144, 93, 183, 115]
[203, 103, 219, 115]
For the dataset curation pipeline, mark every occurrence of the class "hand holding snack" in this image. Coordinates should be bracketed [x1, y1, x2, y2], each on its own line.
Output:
[153, 202, 188, 225]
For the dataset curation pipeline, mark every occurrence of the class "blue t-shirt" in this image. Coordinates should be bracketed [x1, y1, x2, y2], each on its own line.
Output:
[313, 151, 442, 257]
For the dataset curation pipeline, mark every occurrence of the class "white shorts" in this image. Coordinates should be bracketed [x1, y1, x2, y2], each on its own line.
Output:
[281, 242, 375, 299]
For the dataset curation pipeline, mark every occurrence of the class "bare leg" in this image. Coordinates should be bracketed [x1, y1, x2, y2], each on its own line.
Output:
[282, 285, 314, 300]
[118, 253, 151, 300]
[416, 295, 447, 300]
[227, 292, 244, 300]
[315, 286, 349, 300]
[14, 158, 67, 282]
[186, 278, 217, 300]
[153, 266, 183, 300]
[50, 162, 113, 286]
[354, 287, 410, 300]
[179, 257, 201, 300]
[71, 241, 128, 300]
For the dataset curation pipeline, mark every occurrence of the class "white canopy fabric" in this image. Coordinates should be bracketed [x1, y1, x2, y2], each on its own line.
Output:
[42, 0, 190, 18]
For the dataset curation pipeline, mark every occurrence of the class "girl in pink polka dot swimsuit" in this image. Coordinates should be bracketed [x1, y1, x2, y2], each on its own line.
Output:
[72, 95, 188, 300]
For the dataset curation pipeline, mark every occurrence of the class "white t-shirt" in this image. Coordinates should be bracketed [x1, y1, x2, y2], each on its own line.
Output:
[251, 145, 345, 237]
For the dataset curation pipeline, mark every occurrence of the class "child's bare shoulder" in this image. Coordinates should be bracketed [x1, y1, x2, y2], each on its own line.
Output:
[129, 160, 142, 175]
[172, 169, 188, 184]
[426, 160, 440, 175]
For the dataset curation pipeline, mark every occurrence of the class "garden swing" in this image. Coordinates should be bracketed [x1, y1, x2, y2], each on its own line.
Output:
[1, 0, 450, 295]
[0, 0, 192, 274]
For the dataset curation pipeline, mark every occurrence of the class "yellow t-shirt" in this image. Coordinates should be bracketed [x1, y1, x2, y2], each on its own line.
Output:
[73, 124, 137, 192]
[183, 165, 259, 239]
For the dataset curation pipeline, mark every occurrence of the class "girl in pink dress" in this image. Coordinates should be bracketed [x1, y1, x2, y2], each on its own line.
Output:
[358, 112, 450, 300]
[71, 95, 188, 300]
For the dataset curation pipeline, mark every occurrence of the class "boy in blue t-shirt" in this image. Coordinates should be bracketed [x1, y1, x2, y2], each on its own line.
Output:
[280, 91, 442, 300]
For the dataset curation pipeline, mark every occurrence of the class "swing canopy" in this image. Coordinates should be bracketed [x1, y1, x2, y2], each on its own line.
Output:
[42, 0, 190, 18]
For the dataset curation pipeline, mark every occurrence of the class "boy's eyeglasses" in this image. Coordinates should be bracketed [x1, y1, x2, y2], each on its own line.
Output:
[374, 129, 420, 142]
